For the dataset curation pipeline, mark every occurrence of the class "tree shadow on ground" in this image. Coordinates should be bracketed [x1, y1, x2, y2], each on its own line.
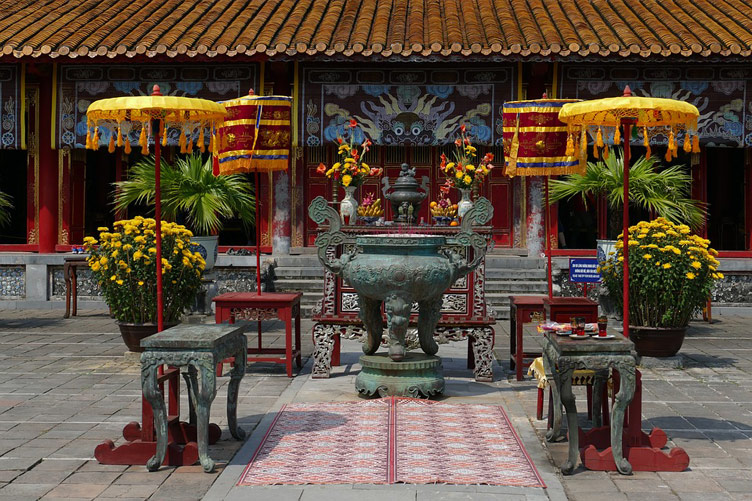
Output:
[643, 415, 752, 438]
[681, 352, 738, 368]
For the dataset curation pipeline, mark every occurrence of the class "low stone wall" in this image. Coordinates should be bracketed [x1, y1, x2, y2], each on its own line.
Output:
[0, 266, 24, 298]
[553, 261, 752, 306]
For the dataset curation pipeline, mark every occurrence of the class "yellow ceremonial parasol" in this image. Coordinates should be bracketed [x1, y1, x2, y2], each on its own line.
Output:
[87, 85, 226, 331]
[558, 87, 700, 338]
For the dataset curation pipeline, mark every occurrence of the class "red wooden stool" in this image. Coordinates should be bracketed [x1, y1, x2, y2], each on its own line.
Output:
[509, 295, 546, 381]
[213, 292, 303, 377]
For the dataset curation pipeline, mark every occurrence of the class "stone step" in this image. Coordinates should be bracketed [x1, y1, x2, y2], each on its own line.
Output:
[273, 255, 322, 267]
[274, 278, 326, 292]
[485, 268, 548, 280]
[485, 280, 550, 293]
[273, 266, 326, 278]
[485, 256, 545, 269]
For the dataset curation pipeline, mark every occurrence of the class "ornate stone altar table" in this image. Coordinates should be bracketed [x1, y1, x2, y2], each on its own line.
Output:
[539, 329, 636, 475]
[311, 225, 496, 382]
[140, 324, 247, 473]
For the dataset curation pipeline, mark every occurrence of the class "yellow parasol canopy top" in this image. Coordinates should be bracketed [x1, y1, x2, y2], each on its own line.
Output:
[85, 85, 227, 155]
[558, 86, 701, 163]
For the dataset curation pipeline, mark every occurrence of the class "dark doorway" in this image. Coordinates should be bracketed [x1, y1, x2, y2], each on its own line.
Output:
[0, 150, 27, 244]
[706, 148, 746, 250]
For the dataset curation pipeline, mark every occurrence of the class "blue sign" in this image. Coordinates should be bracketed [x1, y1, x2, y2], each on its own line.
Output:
[569, 258, 601, 283]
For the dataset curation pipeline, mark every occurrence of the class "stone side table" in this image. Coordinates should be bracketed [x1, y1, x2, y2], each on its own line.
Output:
[140, 324, 247, 473]
[540, 331, 636, 475]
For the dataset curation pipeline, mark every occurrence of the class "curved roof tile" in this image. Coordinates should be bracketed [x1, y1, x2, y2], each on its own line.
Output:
[0, 0, 751, 60]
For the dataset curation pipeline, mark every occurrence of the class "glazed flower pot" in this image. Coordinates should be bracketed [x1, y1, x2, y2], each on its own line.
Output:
[191, 235, 219, 272]
[117, 322, 178, 352]
[629, 325, 687, 357]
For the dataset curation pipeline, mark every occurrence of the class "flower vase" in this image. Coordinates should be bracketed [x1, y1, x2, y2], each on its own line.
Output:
[340, 185, 358, 225]
[457, 188, 473, 219]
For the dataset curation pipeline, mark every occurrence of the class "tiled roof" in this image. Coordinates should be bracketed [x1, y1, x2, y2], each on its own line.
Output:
[1, 0, 751, 60]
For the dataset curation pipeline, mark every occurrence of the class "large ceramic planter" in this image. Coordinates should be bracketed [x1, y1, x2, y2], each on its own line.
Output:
[191, 235, 219, 271]
[630, 325, 687, 357]
[117, 322, 177, 352]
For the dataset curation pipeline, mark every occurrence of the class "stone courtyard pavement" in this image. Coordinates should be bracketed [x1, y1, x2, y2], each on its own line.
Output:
[0, 308, 751, 500]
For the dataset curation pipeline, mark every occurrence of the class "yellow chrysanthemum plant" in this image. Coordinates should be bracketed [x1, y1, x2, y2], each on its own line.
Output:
[83, 216, 205, 324]
[599, 217, 722, 329]
[440, 124, 494, 190]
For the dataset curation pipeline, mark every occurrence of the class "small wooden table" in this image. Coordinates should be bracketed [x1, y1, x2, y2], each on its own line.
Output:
[213, 292, 303, 377]
[509, 295, 546, 381]
[64, 256, 89, 318]
[140, 324, 247, 473]
[539, 330, 636, 475]
[543, 296, 599, 323]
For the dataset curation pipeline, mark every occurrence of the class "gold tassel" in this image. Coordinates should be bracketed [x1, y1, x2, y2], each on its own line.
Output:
[198, 127, 205, 153]
[593, 143, 599, 159]
[139, 125, 147, 150]
[580, 128, 587, 154]
[93, 127, 99, 149]
[692, 134, 700, 153]
[141, 141, 149, 155]
[665, 148, 672, 162]
[85, 129, 91, 150]
[161, 122, 168, 147]
[643, 127, 650, 157]
[209, 132, 215, 153]
[565, 133, 574, 157]
[613, 126, 621, 145]
[683, 134, 692, 153]
[179, 130, 186, 154]
[108, 134, 115, 153]
[596, 127, 604, 148]
[116, 126, 123, 147]
[646, 144, 651, 159]
[603, 145, 609, 159]
[668, 129, 675, 154]
[124, 138, 132, 154]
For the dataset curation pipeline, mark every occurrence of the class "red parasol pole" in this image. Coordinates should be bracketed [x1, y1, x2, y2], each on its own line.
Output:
[255, 170, 262, 295]
[545, 176, 553, 299]
[152, 87, 164, 332]
[621, 86, 636, 339]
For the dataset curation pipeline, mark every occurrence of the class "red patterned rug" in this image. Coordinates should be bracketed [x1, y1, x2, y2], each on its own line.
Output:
[238, 397, 545, 487]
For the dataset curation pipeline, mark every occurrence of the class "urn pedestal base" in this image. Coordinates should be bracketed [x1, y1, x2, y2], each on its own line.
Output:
[355, 353, 444, 398]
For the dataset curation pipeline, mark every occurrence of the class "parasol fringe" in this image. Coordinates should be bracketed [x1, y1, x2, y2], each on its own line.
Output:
[692, 134, 700, 153]
[613, 126, 621, 145]
[124, 137, 131, 154]
[108, 133, 115, 153]
[596, 127, 604, 148]
[199, 126, 205, 153]
[683, 133, 692, 153]
[116, 125, 123, 147]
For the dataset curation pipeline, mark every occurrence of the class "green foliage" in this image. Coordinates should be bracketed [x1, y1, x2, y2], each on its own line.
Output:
[549, 149, 707, 230]
[84, 217, 205, 324]
[600, 218, 722, 328]
[113, 154, 255, 236]
[0, 190, 13, 228]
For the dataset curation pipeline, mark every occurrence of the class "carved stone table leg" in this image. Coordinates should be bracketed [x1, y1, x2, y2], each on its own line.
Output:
[417, 297, 442, 355]
[312, 323, 337, 378]
[559, 365, 579, 475]
[227, 337, 247, 441]
[470, 327, 494, 382]
[542, 344, 564, 442]
[192, 355, 218, 473]
[592, 371, 607, 428]
[612, 362, 636, 475]
[141, 359, 166, 472]
[359, 296, 384, 356]
[384, 293, 411, 361]
[182, 366, 198, 426]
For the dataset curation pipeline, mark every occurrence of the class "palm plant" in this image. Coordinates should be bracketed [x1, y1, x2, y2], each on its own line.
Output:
[113, 154, 255, 235]
[549, 149, 707, 234]
[0, 190, 13, 228]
